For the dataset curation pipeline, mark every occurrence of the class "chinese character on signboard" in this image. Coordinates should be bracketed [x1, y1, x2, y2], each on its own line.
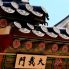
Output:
[15, 54, 47, 69]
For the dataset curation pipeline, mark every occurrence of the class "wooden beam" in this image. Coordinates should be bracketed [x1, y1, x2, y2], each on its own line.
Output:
[47, 55, 69, 58]
[0, 53, 69, 58]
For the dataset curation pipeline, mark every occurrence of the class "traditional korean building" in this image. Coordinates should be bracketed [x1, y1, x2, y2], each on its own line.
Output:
[0, 0, 69, 69]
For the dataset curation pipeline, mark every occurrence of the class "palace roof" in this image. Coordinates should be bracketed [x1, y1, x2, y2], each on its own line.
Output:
[0, 0, 69, 42]
[12, 23, 69, 41]
[0, 0, 49, 25]
[54, 15, 69, 27]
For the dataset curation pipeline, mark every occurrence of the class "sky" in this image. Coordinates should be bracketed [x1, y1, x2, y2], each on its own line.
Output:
[29, 0, 69, 26]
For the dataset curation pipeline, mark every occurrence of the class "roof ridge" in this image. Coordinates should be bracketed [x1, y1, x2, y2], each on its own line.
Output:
[54, 15, 69, 26]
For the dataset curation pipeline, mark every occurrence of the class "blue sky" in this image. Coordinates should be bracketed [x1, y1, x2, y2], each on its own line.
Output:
[29, 0, 69, 26]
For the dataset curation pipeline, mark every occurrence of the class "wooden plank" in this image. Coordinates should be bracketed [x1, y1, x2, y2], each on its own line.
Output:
[47, 55, 69, 58]
[0, 53, 16, 56]
[0, 53, 69, 58]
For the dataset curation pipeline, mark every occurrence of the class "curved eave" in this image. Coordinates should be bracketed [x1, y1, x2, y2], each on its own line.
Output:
[0, 6, 44, 22]
[53, 27, 69, 40]
[19, 28, 31, 34]
[59, 34, 69, 40]
[1, 6, 15, 13]
[40, 26, 58, 38]
[25, 4, 44, 17]
[16, 9, 30, 16]
[0, 1, 49, 20]
[1, 2, 44, 17]
[0, 20, 67, 40]
[13, 28, 69, 41]
[0, 1, 15, 13]
[32, 30, 45, 37]
[59, 30, 69, 40]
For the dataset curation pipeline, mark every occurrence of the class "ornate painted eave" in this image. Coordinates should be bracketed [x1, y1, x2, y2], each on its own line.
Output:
[0, 0, 69, 41]
[12, 22, 69, 41]
[0, 20, 69, 41]
[0, 0, 49, 23]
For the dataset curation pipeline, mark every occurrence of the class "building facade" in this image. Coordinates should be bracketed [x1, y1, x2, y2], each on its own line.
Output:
[0, 0, 69, 69]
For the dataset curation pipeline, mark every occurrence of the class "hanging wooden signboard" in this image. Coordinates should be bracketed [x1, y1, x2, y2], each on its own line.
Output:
[15, 54, 47, 69]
